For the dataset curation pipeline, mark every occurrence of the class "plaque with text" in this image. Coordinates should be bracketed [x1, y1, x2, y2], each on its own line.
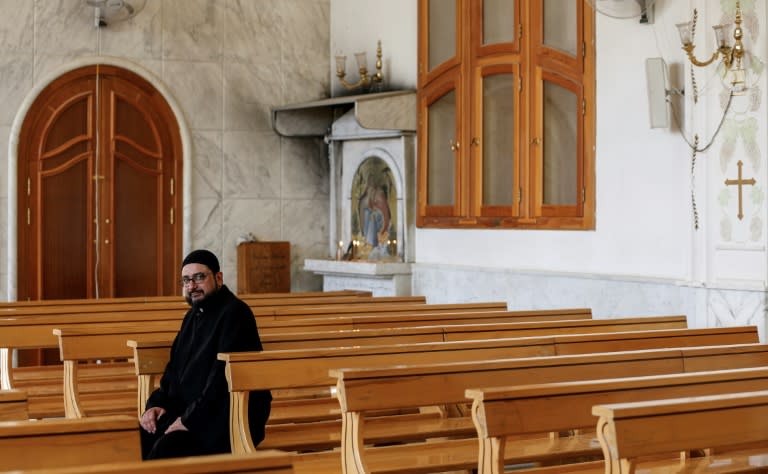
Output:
[237, 241, 291, 293]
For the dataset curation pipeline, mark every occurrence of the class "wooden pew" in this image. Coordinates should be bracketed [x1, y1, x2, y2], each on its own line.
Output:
[468, 368, 768, 474]
[55, 325, 180, 418]
[0, 296, 447, 414]
[256, 307, 591, 333]
[260, 313, 682, 348]
[54, 310, 592, 418]
[255, 300, 503, 319]
[328, 342, 768, 474]
[593, 389, 768, 474]
[0, 294, 426, 319]
[0, 415, 139, 471]
[0, 389, 28, 421]
[0, 289, 369, 309]
[11, 451, 297, 474]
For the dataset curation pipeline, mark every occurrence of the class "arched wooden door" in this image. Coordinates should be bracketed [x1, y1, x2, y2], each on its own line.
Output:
[17, 65, 182, 300]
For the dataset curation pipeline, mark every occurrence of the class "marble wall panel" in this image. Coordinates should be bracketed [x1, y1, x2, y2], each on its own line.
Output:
[282, 138, 328, 199]
[222, 0, 282, 64]
[0, 196, 6, 300]
[221, 198, 282, 285]
[280, 0, 330, 104]
[162, 0, 222, 61]
[191, 197, 223, 258]
[35, 0, 99, 56]
[0, 0, 34, 53]
[283, 61, 330, 105]
[99, 0, 162, 60]
[708, 289, 768, 341]
[224, 62, 283, 132]
[411, 263, 702, 323]
[163, 60, 223, 130]
[0, 54, 33, 126]
[192, 131, 223, 199]
[283, 199, 327, 291]
[223, 131, 282, 199]
[0, 126, 8, 199]
[280, 0, 330, 62]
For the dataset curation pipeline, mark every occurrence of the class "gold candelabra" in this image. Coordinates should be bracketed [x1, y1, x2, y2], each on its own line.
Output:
[676, 0, 746, 91]
[335, 40, 384, 92]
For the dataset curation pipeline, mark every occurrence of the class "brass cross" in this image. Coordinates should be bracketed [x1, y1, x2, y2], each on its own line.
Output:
[724, 160, 756, 220]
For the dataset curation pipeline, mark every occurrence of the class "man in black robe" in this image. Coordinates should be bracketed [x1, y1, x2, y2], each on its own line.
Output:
[139, 249, 271, 459]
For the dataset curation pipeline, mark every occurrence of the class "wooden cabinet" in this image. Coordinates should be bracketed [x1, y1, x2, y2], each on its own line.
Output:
[236, 241, 291, 294]
[417, 0, 595, 229]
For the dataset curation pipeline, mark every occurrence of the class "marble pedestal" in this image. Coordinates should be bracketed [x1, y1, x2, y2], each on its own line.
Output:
[303, 259, 412, 296]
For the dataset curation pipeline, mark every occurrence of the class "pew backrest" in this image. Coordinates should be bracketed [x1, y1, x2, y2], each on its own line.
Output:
[12, 451, 296, 474]
[0, 415, 139, 470]
[593, 389, 768, 474]
[467, 367, 768, 474]
[0, 389, 28, 421]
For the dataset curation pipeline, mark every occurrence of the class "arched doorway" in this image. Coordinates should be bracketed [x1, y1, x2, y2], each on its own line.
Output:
[16, 65, 183, 301]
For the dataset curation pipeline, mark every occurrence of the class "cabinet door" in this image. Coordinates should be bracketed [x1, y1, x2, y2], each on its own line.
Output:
[474, 64, 520, 218]
[418, 71, 463, 222]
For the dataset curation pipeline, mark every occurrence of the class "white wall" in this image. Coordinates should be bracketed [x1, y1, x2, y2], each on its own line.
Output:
[330, 0, 417, 96]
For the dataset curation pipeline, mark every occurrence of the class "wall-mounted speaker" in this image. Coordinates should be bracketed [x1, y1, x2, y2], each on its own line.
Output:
[645, 57, 669, 129]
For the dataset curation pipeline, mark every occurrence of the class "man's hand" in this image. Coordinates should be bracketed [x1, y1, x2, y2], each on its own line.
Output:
[164, 417, 188, 434]
[140, 406, 166, 433]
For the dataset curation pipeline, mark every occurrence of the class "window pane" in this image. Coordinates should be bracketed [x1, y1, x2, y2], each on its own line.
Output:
[429, 0, 456, 70]
[483, 0, 515, 45]
[543, 81, 577, 206]
[428, 90, 456, 206]
[483, 73, 515, 206]
[543, 0, 577, 56]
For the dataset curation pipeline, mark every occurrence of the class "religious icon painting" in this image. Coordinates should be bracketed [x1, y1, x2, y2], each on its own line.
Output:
[350, 156, 398, 261]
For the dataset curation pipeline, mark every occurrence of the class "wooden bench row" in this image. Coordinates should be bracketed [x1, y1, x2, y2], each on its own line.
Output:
[5, 384, 767, 474]
[218, 326, 758, 459]
[330, 344, 768, 474]
[0, 299, 511, 401]
[5, 306, 586, 418]
[57, 314, 679, 419]
[3, 339, 767, 473]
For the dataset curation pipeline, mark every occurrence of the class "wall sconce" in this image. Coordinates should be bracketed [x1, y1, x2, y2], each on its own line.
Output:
[676, 0, 746, 91]
[335, 40, 384, 92]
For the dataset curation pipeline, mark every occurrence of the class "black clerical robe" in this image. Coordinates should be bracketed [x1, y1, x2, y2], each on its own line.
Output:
[145, 284, 271, 454]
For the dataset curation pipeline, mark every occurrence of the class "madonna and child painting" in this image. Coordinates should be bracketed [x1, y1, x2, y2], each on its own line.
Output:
[350, 156, 398, 261]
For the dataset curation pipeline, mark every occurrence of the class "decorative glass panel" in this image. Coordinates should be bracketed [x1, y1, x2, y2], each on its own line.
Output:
[543, 81, 577, 206]
[427, 90, 456, 206]
[482, 73, 515, 206]
[543, 0, 577, 56]
[429, 0, 456, 70]
[483, 0, 515, 45]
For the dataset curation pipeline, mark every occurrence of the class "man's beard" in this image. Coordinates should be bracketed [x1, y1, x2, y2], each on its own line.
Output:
[185, 281, 220, 306]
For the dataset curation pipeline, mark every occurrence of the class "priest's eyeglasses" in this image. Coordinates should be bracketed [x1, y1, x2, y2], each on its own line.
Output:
[180, 272, 210, 287]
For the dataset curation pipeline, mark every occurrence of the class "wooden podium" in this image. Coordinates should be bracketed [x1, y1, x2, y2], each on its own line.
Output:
[236, 241, 291, 293]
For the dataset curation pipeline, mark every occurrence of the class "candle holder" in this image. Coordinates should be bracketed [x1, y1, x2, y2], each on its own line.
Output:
[335, 40, 384, 92]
